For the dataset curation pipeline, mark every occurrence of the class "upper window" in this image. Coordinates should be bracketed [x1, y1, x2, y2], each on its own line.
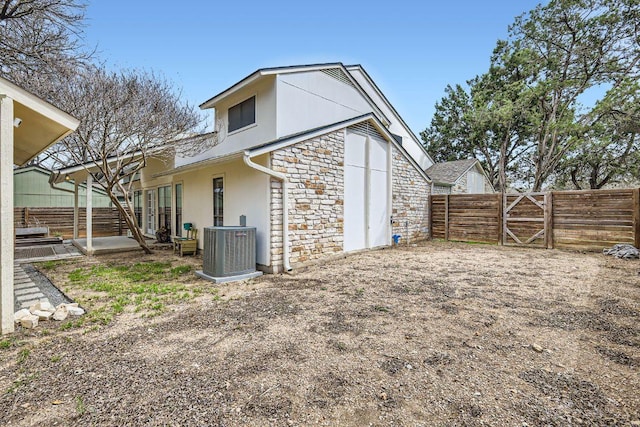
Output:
[228, 96, 255, 133]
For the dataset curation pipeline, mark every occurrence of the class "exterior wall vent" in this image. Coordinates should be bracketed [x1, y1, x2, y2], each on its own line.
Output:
[347, 122, 386, 141]
[203, 226, 257, 277]
[321, 68, 356, 88]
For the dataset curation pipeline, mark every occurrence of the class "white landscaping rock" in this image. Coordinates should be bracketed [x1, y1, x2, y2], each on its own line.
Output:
[29, 301, 56, 314]
[32, 310, 53, 321]
[20, 314, 39, 329]
[14, 309, 32, 323]
[39, 301, 56, 313]
[67, 306, 85, 316]
[52, 306, 69, 321]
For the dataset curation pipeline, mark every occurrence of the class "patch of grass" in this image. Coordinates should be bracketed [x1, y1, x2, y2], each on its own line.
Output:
[37, 260, 67, 270]
[0, 339, 12, 349]
[51, 355, 62, 363]
[373, 305, 390, 313]
[170, 265, 192, 276]
[64, 260, 210, 326]
[17, 348, 30, 364]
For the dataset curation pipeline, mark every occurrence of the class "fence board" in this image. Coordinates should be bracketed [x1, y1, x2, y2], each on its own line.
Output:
[429, 188, 640, 251]
[14, 207, 128, 239]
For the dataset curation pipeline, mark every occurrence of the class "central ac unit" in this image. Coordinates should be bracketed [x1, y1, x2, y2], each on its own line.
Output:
[203, 226, 257, 277]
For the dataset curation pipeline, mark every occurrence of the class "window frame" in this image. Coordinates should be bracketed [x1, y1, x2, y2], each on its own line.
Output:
[158, 185, 172, 234]
[227, 95, 256, 133]
[175, 182, 183, 237]
[213, 176, 224, 227]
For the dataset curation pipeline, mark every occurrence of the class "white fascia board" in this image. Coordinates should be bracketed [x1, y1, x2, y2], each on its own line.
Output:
[0, 77, 79, 131]
[50, 150, 145, 184]
[152, 151, 244, 178]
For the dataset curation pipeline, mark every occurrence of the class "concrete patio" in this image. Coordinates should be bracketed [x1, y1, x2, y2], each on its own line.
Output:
[72, 236, 157, 255]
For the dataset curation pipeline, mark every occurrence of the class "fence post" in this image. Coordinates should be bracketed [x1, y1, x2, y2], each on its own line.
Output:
[444, 194, 449, 241]
[24, 207, 29, 226]
[497, 193, 503, 245]
[118, 208, 122, 236]
[428, 194, 433, 240]
[545, 191, 554, 249]
[634, 188, 640, 249]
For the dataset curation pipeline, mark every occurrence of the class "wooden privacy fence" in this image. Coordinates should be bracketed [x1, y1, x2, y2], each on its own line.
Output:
[14, 207, 128, 239]
[429, 188, 640, 251]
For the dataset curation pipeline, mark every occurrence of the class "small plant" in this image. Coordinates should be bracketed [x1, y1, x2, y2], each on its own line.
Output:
[0, 339, 12, 349]
[51, 355, 62, 363]
[17, 348, 30, 364]
[373, 305, 390, 313]
[75, 396, 86, 415]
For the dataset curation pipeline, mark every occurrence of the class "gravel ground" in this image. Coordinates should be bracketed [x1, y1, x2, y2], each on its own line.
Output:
[1, 241, 639, 426]
[20, 264, 73, 308]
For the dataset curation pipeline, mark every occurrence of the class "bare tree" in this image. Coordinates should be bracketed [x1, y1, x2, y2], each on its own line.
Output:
[54, 66, 212, 253]
[0, 0, 90, 80]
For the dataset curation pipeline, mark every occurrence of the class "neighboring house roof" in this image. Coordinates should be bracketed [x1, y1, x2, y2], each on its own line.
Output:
[154, 113, 431, 183]
[425, 159, 480, 186]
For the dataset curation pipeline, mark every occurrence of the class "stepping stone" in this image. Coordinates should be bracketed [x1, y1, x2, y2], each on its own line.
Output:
[14, 278, 33, 285]
[15, 287, 40, 296]
[14, 282, 36, 290]
[16, 292, 44, 302]
[21, 299, 49, 309]
[14, 274, 29, 281]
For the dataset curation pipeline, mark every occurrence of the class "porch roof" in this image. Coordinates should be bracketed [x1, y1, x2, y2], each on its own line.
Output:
[0, 76, 79, 165]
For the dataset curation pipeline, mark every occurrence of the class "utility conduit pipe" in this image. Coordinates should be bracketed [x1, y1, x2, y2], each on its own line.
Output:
[243, 151, 292, 272]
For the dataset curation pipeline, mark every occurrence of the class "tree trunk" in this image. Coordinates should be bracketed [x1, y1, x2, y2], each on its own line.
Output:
[111, 184, 152, 254]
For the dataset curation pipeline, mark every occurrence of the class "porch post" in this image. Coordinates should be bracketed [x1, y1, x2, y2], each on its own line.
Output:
[0, 96, 15, 334]
[86, 174, 93, 254]
[73, 180, 79, 239]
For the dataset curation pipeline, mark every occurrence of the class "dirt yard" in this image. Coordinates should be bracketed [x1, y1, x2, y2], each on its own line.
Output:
[1, 241, 639, 426]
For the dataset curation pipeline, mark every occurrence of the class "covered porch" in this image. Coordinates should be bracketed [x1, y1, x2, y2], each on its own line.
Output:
[49, 151, 145, 255]
[1, 76, 80, 334]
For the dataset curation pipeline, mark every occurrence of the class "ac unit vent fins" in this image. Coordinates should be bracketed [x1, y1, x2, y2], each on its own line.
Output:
[203, 226, 257, 277]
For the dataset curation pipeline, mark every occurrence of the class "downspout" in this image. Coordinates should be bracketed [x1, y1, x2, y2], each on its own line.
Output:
[243, 150, 291, 272]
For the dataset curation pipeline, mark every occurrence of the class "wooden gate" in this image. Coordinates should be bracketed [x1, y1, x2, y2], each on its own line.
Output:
[503, 192, 550, 247]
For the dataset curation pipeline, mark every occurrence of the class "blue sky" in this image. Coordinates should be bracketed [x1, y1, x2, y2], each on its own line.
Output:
[84, 0, 544, 136]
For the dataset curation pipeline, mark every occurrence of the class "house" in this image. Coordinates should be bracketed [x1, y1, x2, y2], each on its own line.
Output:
[426, 159, 494, 194]
[0, 76, 80, 334]
[53, 63, 435, 272]
[14, 165, 112, 208]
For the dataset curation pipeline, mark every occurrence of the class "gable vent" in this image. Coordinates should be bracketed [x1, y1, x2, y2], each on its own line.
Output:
[321, 68, 356, 88]
[347, 122, 386, 141]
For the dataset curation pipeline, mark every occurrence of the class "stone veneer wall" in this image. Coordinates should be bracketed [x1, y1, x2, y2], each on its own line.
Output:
[391, 146, 430, 243]
[269, 130, 345, 272]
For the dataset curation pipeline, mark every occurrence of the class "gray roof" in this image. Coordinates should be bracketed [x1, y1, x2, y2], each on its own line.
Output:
[425, 159, 479, 185]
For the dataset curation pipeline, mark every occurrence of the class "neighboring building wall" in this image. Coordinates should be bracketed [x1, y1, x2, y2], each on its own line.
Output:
[391, 146, 430, 242]
[452, 167, 491, 194]
[270, 130, 345, 272]
[14, 169, 112, 207]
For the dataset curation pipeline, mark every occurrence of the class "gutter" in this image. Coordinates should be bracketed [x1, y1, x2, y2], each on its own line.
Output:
[242, 150, 292, 272]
